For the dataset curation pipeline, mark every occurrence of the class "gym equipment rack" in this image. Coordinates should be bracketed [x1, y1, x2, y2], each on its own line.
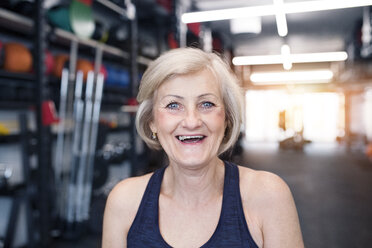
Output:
[0, 0, 152, 246]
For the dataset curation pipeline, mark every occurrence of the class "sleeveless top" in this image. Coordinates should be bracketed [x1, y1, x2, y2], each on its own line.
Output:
[127, 161, 259, 248]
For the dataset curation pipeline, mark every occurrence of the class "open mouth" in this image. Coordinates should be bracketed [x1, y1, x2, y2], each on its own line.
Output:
[176, 135, 206, 143]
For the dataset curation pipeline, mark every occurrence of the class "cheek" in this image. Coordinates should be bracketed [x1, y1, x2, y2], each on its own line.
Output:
[154, 110, 178, 132]
[208, 108, 226, 131]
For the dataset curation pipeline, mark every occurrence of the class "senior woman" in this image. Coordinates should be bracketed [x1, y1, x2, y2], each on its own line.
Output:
[102, 47, 304, 248]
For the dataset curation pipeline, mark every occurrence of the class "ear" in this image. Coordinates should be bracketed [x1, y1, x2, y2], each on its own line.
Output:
[149, 121, 157, 133]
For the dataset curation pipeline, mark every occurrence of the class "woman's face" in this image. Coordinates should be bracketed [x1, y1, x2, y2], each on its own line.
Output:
[150, 69, 226, 168]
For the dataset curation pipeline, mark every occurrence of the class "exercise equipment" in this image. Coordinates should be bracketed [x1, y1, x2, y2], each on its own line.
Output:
[69, 0, 95, 39]
[53, 54, 69, 78]
[117, 68, 130, 87]
[0, 123, 10, 135]
[60, 69, 105, 234]
[55, 69, 69, 221]
[42, 100, 59, 126]
[73, 71, 95, 223]
[76, 59, 94, 81]
[99, 64, 108, 80]
[54, 55, 94, 80]
[45, 50, 55, 75]
[105, 65, 129, 87]
[47, 0, 95, 39]
[47, 6, 72, 32]
[107, 24, 129, 48]
[79, 73, 104, 222]
[92, 21, 109, 43]
[3, 43, 33, 73]
[65, 70, 85, 227]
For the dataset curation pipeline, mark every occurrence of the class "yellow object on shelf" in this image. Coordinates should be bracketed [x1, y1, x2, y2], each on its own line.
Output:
[0, 123, 10, 135]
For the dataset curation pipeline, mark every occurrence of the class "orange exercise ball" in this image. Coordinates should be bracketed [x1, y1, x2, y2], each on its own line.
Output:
[53, 54, 69, 78]
[4, 42, 33, 73]
[76, 59, 94, 81]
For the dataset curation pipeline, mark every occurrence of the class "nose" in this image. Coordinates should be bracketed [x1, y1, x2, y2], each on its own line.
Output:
[182, 108, 202, 129]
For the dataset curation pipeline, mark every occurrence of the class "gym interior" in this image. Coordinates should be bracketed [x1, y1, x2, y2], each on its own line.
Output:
[0, 0, 372, 247]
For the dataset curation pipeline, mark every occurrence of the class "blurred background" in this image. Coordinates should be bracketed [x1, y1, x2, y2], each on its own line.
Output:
[0, 0, 371, 247]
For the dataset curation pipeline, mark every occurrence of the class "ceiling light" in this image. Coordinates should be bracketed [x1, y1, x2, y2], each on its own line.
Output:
[290, 52, 348, 63]
[181, 0, 372, 23]
[281, 44, 292, 70]
[274, 0, 288, 37]
[250, 70, 334, 84]
[230, 17, 262, 34]
[232, 51, 348, 65]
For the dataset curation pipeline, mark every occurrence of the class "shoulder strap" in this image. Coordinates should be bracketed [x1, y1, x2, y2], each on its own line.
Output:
[127, 166, 166, 237]
[221, 161, 259, 248]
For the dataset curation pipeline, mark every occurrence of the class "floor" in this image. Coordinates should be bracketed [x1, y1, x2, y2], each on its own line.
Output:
[53, 142, 372, 247]
[235, 142, 372, 248]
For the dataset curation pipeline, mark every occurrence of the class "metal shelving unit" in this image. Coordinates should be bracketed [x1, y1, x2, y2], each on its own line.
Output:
[0, 7, 152, 66]
[0, 0, 146, 246]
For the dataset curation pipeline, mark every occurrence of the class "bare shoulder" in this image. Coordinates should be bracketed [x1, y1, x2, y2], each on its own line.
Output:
[102, 173, 153, 248]
[238, 166, 304, 248]
[106, 172, 153, 219]
[238, 166, 292, 205]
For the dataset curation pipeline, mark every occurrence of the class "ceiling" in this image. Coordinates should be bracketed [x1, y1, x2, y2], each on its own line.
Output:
[190, 0, 364, 57]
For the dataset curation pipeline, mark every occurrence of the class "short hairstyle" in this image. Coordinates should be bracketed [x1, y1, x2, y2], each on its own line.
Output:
[135, 47, 243, 155]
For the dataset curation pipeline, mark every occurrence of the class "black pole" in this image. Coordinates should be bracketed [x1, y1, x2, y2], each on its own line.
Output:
[34, 0, 51, 246]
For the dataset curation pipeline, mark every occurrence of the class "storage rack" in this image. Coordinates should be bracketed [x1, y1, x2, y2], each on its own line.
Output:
[0, 0, 151, 246]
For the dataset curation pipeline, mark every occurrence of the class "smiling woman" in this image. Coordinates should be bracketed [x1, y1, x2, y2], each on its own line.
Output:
[102, 48, 304, 248]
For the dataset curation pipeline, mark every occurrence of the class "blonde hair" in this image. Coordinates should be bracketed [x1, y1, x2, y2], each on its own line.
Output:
[135, 47, 243, 155]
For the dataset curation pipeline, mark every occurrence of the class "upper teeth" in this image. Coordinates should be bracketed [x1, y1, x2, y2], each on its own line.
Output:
[178, 135, 204, 141]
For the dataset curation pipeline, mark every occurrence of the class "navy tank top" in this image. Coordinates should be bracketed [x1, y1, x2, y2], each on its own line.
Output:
[127, 161, 258, 247]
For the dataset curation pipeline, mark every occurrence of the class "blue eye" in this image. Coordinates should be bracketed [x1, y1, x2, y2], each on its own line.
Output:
[166, 102, 179, 109]
[201, 102, 215, 109]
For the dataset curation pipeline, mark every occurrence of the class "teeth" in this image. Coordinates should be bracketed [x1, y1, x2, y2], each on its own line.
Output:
[178, 135, 204, 141]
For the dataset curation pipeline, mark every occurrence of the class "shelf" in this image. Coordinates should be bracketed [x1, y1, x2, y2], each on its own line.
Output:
[0, 7, 152, 66]
[0, 133, 21, 143]
[0, 7, 32, 35]
[0, 70, 35, 86]
[0, 101, 34, 110]
[109, 126, 132, 133]
[95, 0, 126, 16]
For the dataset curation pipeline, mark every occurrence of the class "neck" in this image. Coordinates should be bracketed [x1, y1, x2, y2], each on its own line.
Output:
[162, 158, 225, 206]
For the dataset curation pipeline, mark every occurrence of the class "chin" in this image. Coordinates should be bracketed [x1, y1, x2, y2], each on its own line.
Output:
[170, 153, 218, 169]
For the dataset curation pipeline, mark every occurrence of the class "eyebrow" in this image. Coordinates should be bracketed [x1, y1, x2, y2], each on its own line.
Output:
[161, 93, 218, 101]
[161, 95, 183, 100]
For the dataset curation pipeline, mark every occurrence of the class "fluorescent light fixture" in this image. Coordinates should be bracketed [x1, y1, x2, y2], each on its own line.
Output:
[274, 0, 288, 37]
[290, 51, 348, 63]
[281, 44, 292, 70]
[232, 51, 348, 65]
[250, 70, 334, 84]
[181, 0, 372, 23]
[230, 17, 262, 34]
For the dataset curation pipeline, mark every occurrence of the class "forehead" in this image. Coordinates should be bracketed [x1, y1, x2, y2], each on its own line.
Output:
[156, 69, 222, 99]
